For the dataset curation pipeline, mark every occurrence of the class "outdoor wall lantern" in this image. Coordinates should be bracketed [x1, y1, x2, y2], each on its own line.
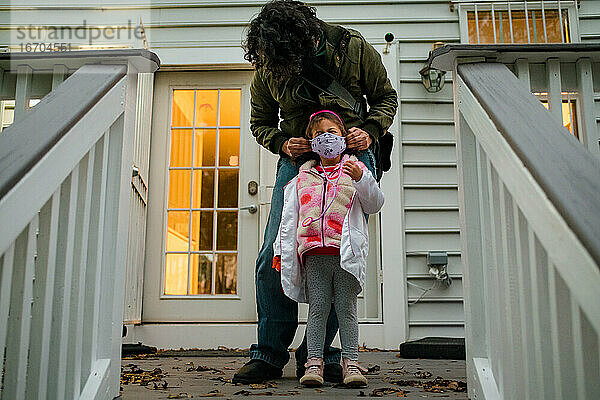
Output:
[419, 42, 446, 93]
[419, 65, 446, 93]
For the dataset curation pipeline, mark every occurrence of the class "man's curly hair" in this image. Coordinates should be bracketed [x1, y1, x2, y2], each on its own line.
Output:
[243, 0, 322, 83]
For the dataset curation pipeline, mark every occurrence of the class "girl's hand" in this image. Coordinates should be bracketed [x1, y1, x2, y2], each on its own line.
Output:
[342, 160, 363, 181]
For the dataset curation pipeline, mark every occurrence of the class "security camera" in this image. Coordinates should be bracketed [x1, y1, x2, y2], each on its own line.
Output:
[383, 33, 394, 54]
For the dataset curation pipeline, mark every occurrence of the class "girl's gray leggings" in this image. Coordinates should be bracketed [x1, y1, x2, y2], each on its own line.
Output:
[304, 254, 361, 361]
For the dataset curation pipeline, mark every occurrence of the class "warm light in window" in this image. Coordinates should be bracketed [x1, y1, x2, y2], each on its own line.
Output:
[467, 9, 569, 44]
[165, 88, 242, 296]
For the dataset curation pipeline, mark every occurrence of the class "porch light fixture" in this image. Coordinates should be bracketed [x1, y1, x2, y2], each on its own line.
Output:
[419, 65, 446, 93]
[419, 42, 446, 93]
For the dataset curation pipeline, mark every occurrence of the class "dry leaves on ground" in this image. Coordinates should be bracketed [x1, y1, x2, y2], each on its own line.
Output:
[233, 389, 300, 396]
[120, 364, 165, 386]
[414, 370, 433, 379]
[249, 381, 278, 389]
[168, 393, 191, 399]
[391, 365, 408, 374]
[365, 364, 381, 375]
[391, 377, 467, 393]
[185, 362, 224, 374]
[198, 389, 224, 397]
[357, 387, 408, 397]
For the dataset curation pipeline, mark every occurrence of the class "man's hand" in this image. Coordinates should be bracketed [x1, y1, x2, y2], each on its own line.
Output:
[282, 137, 312, 158]
[346, 127, 373, 150]
[342, 160, 363, 182]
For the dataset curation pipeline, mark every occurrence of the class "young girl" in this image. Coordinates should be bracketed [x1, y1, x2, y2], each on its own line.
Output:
[272, 110, 384, 388]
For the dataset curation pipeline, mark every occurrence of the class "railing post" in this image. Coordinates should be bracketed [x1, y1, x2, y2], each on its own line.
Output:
[575, 58, 598, 155]
[99, 61, 138, 398]
[14, 64, 32, 122]
[454, 75, 488, 399]
[545, 59, 563, 125]
[51, 64, 68, 90]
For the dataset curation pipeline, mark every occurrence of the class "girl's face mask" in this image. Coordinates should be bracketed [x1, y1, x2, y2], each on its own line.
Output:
[310, 132, 346, 159]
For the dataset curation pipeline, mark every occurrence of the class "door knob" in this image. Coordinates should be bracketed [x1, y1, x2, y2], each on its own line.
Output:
[239, 204, 258, 214]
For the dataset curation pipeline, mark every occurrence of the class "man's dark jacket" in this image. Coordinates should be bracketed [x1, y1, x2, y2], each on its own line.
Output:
[249, 20, 398, 156]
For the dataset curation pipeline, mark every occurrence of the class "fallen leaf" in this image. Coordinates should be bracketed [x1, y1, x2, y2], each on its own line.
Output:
[369, 387, 407, 397]
[198, 389, 224, 397]
[168, 393, 191, 399]
[414, 370, 433, 379]
[366, 365, 381, 375]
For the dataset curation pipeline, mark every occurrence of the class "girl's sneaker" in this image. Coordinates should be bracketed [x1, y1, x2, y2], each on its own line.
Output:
[342, 358, 367, 388]
[299, 358, 324, 387]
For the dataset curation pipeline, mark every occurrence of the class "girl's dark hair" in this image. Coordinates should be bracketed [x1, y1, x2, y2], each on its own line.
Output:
[242, 0, 322, 83]
[304, 112, 347, 140]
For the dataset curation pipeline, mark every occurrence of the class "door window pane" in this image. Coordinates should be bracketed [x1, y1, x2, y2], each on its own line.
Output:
[194, 129, 217, 167]
[218, 90, 242, 126]
[218, 128, 240, 166]
[167, 211, 190, 252]
[218, 170, 239, 208]
[165, 88, 242, 296]
[191, 211, 213, 251]
[165, 254, 188, 295]
[195, 90, 218, 127]
[191, 254, 213, 294]
[172, 90, 195, 126]
[215, 254, 237, 294]
[192, 170, 215, 209]
[169, 170, 191, 209]
[170, 129, 193, 167]
[216, 211, 237, 251]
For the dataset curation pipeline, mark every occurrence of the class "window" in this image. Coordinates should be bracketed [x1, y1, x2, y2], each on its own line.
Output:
[0, 98, 41, 132]
[455, 1, 577, 44]
[165, 88, 242, 296]
[535, 91, 579, 138]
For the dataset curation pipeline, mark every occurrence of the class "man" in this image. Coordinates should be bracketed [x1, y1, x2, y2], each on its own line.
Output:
[233, 0, 398, 384]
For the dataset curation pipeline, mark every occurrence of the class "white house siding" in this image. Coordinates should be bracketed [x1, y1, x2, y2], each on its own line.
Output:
[2, 1, 599, 345]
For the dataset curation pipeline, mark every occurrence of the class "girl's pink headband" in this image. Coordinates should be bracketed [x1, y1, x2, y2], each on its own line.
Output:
[309, 109, 344, 126]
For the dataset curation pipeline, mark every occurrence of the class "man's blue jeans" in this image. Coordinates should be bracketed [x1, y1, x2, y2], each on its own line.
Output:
[249, 150, 376, 369]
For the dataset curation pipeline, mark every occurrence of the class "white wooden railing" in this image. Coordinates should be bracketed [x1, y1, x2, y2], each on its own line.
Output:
[428, 45, 600, 399]
[0, 50, 159, 400]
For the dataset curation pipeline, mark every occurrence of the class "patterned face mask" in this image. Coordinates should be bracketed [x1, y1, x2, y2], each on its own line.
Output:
[310, 132, 346, 159]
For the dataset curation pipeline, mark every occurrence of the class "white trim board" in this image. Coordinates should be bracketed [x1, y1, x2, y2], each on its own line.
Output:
[126, 323, 397, 351]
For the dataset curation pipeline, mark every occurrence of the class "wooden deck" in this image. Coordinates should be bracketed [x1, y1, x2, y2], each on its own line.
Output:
[119, 351, 467, 399]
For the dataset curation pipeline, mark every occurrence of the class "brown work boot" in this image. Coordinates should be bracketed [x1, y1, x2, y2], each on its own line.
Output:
[299, 358, 324, 387]
[342, 358, 367, 388]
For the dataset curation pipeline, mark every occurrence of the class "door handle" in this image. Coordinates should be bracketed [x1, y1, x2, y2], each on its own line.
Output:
[239, 204, 258, 214]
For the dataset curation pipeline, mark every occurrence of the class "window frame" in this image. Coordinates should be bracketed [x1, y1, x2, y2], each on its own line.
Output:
[162, 85, 243, 298]
[454, 0, 580, 44]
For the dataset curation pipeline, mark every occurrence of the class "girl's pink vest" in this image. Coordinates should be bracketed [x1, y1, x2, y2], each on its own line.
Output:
[296, 154, 363, 260]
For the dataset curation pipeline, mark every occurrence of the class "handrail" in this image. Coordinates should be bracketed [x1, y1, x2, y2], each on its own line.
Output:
[458, 62, 600, 265]
[0, 64, 126, 200]
[426, 43, 600, 70]
[0, 48, 160, 72]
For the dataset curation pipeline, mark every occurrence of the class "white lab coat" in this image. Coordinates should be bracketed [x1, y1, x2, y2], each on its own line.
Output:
[273, 165, 385, 303]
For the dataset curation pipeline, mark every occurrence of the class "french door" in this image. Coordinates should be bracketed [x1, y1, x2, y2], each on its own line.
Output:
[142, 71, 259, 322]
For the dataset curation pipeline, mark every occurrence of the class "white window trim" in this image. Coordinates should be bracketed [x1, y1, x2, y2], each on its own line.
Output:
[454, 1, 580, 44]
